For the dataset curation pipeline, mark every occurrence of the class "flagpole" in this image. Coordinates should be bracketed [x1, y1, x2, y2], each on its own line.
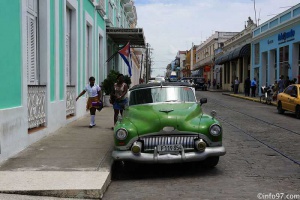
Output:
[105, 43, 129, 64]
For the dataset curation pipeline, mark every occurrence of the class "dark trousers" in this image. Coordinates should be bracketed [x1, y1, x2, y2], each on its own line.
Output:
[244, 87, 250, 96]
[251, 86, 256, 97]
[234, 84, 239, 94]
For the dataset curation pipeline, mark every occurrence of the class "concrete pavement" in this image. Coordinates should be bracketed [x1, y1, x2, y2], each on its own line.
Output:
[0, 106, 115, 199]
[0, 90, 277, 199]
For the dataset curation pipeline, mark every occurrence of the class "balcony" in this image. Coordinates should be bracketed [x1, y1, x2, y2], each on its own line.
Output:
[96, 0, 106, 17]
[28, 85, 46, 129]
[121, 0, 130, 4]
[105, 3, 113, 27]
[124, 2, 133, 12]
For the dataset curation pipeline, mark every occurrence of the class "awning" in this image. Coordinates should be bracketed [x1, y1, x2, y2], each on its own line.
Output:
[106, 28, 146, 48]
[215, 43, 250, 65]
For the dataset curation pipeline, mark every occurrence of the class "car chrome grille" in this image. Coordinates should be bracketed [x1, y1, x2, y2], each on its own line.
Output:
[140, 135, 198, 151]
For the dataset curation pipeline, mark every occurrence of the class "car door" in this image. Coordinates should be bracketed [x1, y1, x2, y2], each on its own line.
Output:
[281, 86, 293, 111]
[289, 86, 299, 112]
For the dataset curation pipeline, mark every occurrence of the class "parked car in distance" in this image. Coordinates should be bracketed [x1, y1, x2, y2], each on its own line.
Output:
[155, 76, 165, 83]
[180, 77, 196, 87]
[277, 84, 300, 118]
[112, 82, 226, 169]
[193, 77, 208, 91]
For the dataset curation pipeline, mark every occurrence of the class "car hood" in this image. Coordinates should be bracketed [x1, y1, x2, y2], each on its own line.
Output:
[125, 103, 202, 136]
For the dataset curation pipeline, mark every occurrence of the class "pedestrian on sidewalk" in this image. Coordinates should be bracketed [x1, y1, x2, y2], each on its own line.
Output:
[272, 80, 279, 101]
[76, 76, 102, 128]
[207, 79, 211, 89]
[234, 77, 240, 94]
[213, 79, 216, 89]
[244, 77, 251, 96]
[278, 75, 285, 93]
[251, 78, 257, 97]
[110, 74, 128, 128]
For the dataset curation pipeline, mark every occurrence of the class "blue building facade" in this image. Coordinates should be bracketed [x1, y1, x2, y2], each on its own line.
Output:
[252, 3, 300, 93]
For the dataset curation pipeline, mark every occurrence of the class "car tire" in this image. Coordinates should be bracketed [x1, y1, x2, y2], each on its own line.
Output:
[295, 105, 300, 119]
[277, 101, 285, 114]
[203, 156, 219, 168]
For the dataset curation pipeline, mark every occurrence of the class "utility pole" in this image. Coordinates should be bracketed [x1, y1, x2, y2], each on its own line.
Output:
[253, 0, 257, 25]
[145, 43, 149, 83]
[139, 53, 144, 83]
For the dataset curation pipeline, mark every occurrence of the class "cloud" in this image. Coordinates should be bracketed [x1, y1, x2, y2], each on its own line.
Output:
[135, 0, 300, 77]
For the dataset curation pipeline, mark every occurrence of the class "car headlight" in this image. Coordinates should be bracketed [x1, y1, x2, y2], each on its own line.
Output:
[116, 128, 128, 140]
[209, 124, 221, 136]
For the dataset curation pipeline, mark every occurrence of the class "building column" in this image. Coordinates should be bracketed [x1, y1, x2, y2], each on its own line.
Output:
[269, 50, 276, 84]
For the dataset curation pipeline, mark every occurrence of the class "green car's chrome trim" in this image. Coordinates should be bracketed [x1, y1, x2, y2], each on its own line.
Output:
[112, 146, 226, 163]
[114, 131, 222, 151]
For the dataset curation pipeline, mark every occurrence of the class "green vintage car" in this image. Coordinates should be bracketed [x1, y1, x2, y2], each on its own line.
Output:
[112, 82, 225, 167]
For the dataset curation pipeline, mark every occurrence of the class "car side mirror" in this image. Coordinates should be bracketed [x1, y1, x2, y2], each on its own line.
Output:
[199, 98, 207, 105]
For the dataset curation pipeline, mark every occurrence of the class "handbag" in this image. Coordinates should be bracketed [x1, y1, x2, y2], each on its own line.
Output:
[92, 101, 103, 111]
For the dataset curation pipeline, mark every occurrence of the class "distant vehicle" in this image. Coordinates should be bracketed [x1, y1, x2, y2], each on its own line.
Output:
[169, 71, 178, 82]
[155, 77, 165, 83]
[147, 78, 155, 84]
[194, 77, 208, 91]
[180, 77, 195, 85]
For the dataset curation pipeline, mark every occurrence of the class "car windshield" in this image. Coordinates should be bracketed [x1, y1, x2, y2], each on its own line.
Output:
[129, 87, 196, 106]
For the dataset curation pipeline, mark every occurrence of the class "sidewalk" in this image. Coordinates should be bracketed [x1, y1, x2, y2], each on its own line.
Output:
[0, 106, 115, 199]
[222, 91, 277, 106]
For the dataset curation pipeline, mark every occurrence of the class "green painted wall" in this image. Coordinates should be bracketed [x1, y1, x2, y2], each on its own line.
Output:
[83, 0, 95, 19]
[77, 0, 81, 94]
[97, 10, 105, 29]
[0, 1, 21, 109]
[82, 13, 86, 90]
[50, 0, 55, 101]
[59, 1, 65, 100]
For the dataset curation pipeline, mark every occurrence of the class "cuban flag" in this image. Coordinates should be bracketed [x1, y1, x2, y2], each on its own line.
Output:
[118, 42, 132, 77]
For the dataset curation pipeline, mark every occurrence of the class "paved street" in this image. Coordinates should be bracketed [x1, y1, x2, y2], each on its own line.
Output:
[103, 91, 300, 200]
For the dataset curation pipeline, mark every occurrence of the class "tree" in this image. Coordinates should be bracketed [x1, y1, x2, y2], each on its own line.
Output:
[101, 70, 131, 95]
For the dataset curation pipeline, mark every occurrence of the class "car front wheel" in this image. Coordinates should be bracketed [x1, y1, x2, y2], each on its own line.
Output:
[277, 101, 285, 114]
[203, 156, 219, 168]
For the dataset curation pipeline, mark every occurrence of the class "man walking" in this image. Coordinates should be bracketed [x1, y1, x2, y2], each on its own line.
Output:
[278, 75, 285, 93]
[234, 77, 240, 94]
[251, 78, 257, 97]
[244, 77, 251, 96]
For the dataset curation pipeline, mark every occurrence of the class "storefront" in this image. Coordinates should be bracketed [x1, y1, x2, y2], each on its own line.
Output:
[251, 3, 300, 94]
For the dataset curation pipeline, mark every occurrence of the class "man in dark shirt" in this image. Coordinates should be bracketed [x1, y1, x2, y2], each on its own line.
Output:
[244, 77, 251, 96]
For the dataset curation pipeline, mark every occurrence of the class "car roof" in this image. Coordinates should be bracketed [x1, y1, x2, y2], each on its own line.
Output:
[129, 82, 191, 91]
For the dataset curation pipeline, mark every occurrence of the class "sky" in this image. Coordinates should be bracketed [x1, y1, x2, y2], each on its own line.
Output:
[134, 0, 300, 77]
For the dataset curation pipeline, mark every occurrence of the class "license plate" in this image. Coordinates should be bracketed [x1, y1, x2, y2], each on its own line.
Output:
[157, 144, 182, 152]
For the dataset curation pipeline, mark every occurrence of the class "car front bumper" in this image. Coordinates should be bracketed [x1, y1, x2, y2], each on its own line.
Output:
[112, 146, 226, 163]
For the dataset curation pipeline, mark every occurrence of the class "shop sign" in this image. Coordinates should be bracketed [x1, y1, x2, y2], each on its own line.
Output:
[204, 66, 211, 72]
[278, 29, 295, 44]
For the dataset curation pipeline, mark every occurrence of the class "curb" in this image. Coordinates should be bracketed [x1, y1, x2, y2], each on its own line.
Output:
[0, 171, 111, 199]
[222, 93, 277, 106]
